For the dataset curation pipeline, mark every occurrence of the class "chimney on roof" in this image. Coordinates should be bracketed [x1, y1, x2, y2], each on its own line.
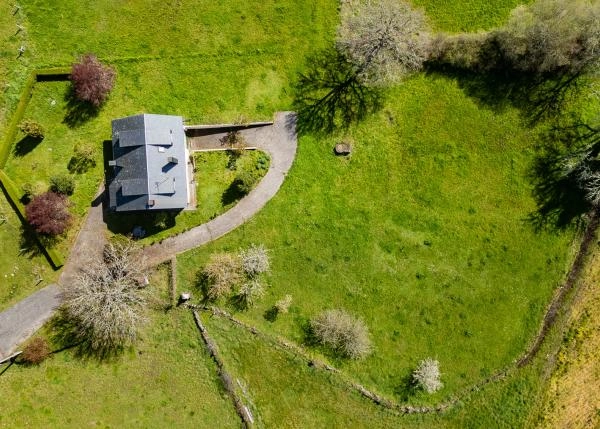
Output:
[147, 199, 155, 207]
[108, 160, 117, 167]
[167, 156, 178, 164]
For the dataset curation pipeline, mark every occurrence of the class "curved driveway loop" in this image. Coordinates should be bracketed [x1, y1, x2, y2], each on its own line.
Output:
[0, 112, 296, 359]
[142, 111, 297, 266]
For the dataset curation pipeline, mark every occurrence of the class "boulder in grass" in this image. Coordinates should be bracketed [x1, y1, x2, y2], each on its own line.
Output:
[334, 142, 352, 156]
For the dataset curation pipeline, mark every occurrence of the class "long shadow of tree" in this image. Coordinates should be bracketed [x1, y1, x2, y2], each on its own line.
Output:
[293, 48, 383, 135]
[425, 38, 584, 127]
[49, 308, 125, 362]
[63, 86, 100, 128]
[528, 118, 600, 230]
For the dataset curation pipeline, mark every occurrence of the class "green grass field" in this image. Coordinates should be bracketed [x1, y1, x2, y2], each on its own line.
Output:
[0, 269, 239, 428]
[177, 72, 575, 401]
[0, 0, 585, 427]
[0, 194, 57, 311]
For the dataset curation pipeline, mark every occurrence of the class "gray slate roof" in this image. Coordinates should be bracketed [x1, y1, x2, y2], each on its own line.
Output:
[108, 114, 188, 211]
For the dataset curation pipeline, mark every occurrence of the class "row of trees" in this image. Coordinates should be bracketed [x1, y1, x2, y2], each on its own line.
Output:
[297, 0, 600, 133]
[338, 0, 600, 84]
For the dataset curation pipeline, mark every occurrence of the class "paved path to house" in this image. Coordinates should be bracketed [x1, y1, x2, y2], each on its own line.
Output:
[0, 188, 107, 360]
[142, 111, 297, 266]
[0, 284, 61, 359]
[0, 112, 296, 359]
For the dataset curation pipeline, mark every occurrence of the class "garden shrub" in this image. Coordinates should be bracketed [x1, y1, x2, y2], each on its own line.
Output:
[310, 309, 372, 359]
[201, 253, 244, 300]
[412, 358, 443, 393]
[68, 143, 96, 174]
[49, 174, 75, 195]
[275, 294, 293, 314]
[25, 191, 72, 235]
[70, 54, 116, 107]
[18, 119, 44, 139]
[235, 279, 265, 309]
[239, 244, 270, 277]
[21, 337, 51, 365]
[234, 169, 261, 195]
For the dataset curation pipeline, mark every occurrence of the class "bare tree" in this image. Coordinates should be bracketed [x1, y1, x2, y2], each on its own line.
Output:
[311, 309, 372, 359]
[62, 240, 147, 353]
[337, 0, 430, 85]
[412, 358, 443, 393]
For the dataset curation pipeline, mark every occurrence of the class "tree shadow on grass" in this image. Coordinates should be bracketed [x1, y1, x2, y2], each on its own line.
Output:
[18, 226, 60, 259]
[48, 308, 125, 362]
[13, 135, 43, 157]
[292, 47, 383, 135]
[221, 181, 245, 206]
[63, 87, 100, 128]
[425, 59, 583, 127]
[393, 372, 417, 402]
[527, 119, 600, 231]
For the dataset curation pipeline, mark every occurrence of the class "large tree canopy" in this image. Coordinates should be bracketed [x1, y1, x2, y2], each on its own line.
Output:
[337, 0, 430, 85]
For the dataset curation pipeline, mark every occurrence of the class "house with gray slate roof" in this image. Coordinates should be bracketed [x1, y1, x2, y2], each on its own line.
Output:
[108, 114, 190, 211]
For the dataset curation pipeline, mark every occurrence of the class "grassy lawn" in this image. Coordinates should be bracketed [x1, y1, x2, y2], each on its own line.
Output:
[412, 0, 532, 32]
[0, 0, 590, 426]
[0, 2, 31, 136]
[0, 268, 239, 428]
[203, 313, 408, 428]
[2, 80, 106, 259]
[203, 310, 555, 428]
[20, 0, 338, 66]
[0, 193, 57, 311]
[177, 73, 576, 401]
[107, 150, 269, 244]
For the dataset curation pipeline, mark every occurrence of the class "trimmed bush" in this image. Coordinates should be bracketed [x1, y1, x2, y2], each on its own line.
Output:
[310, 309, 372, 359]
[18, 119, 44, 139]
[234, 170, 261, 195]
[21, 337, 51, 365]
[49, 174, 75, 195]
[412, 358, 443, 393]
[68, 143, 96, 174]
[239, 244, 270, 277]
[25, 191, 72, 235]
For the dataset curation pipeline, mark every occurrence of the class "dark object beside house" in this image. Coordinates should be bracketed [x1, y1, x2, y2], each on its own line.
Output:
[334, 142, 352, 156]
[108, 114, 189, 211]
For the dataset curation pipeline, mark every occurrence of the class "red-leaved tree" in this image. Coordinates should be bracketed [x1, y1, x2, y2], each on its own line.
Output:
[26, 191, 72, 235]
[70, 54, 116, 107]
